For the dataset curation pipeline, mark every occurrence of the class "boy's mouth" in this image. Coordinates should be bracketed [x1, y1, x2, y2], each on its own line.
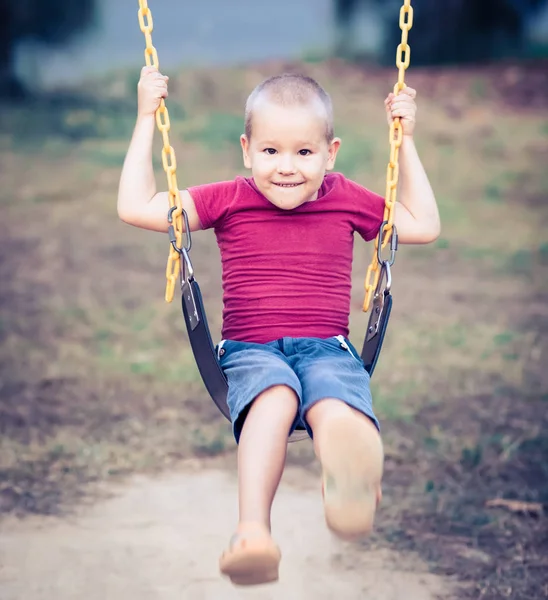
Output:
[273, 182, 303, 188]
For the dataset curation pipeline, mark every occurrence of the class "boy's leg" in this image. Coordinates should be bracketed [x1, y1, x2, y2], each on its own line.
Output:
[237, 384, 299, 529]
[292, 337, 383, 540]
[220, 384, 298, 585]
[305, 398, 384, 540]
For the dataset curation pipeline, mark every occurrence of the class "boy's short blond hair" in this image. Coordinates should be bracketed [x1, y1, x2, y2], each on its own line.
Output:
[244, 74, 334, 142]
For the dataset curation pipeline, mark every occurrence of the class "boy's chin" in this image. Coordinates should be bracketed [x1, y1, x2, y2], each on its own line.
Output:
[264, 186, 319, 210]
[266, 194, 311, 211]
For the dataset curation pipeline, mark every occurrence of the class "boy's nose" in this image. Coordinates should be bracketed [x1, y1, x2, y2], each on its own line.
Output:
[276, 154, 296, 174]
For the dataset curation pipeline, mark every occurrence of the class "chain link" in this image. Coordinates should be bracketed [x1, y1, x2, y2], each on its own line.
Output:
[137, 0, 183, 302]
[363, 0, 413, 312]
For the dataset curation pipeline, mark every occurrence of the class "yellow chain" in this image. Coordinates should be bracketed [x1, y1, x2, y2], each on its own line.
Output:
[138, 0, 412, 306]
[138, 0, 183, 303]
[363, 0, 413, 312]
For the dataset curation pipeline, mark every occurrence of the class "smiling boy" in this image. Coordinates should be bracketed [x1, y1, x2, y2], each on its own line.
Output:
[118, 69, 440, 587]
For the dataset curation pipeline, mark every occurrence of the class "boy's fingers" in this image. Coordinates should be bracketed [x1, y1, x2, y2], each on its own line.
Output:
[141, 65, 157, 75]
[391, 95, 415, 108]
[392, 108, 414, 117]
[140, 67, 169, 83]
[396, 87, 416, 100]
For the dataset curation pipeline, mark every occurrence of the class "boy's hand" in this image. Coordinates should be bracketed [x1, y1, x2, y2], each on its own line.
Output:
[137, 66, 169, 118]
[385, 86, 417, 137]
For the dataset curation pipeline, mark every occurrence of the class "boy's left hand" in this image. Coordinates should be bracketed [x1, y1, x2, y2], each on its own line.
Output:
[385, 86, 417, 137]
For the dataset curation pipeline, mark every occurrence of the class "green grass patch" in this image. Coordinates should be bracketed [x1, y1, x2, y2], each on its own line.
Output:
[435, 237, 450, 249]
[434, 195, 470, 230]
[81, 146, 140, 169]
[394, 320, 528, 395]
[449, 242, 548, 276]
[190, 426, 232, 456]
[335, 132, 378, 179]
[484, 182, 504, 204]
[371, 380, 421, 420]
[186, 112, 243, 152]
[501, 246, 547, 276]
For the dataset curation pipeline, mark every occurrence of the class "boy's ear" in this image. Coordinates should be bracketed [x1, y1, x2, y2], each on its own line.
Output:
[326, 137, 341, 171]
[240, 134, 252, 169]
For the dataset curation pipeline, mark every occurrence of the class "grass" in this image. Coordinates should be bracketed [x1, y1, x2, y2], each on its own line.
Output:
[1, 59, 547, 598]
[333, 131, 378, 178]
[186, 111, 244, 151]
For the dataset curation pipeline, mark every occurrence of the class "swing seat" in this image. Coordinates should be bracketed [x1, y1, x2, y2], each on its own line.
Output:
[361, 291, 392, 377]
[181, 274, 392, 441]
[181, 278, 230, 420]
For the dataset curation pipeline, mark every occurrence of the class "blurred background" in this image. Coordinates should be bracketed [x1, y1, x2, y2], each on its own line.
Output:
[3, 0, 548, 94]
[1, 2, 547, 599]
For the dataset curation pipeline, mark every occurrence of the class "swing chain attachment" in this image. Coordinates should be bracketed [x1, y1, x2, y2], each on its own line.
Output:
[363, 0, 413, 312]
[138, 0, 185, 303]
[376, 221, 398, 267]
[167, 206, 195, 284]
[365, 260, 392, 343]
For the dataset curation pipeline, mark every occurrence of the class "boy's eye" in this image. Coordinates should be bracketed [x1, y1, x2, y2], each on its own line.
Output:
[264, 148, 277, 155]
[299, 149, 312, 156]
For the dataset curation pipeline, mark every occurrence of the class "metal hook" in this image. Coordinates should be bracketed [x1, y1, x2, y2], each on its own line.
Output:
[167, 206, 192, 254]
[376, 221, 398, 267]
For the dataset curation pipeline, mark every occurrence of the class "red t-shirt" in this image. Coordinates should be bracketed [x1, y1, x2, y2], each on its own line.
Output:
[188, 173, 385, 343]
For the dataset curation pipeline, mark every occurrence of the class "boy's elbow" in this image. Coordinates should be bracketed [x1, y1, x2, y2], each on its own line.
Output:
[117, 203, 136, 226]
[408, 220, 440, 244]
[117, 205, 128, 223]
[424, 220, 441, 243]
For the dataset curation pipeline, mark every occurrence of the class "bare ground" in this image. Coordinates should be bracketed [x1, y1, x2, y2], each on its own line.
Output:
[0, 461, 459, 600]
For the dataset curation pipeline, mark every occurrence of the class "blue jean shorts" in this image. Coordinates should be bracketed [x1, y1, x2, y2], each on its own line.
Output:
[216, 335, 379, 442]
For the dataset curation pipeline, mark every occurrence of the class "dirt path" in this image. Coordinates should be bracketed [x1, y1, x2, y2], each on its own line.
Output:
[0, 463, 459, 600]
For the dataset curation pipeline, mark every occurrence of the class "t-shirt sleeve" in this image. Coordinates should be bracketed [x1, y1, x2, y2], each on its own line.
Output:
[349, 179, 386, 242]
[186, 179, 237, 230]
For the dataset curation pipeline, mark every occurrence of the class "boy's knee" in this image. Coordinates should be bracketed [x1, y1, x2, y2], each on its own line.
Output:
[234, 385, 300, 443]
[254, 384, 299, 409]
[306, 398, 377, 433]
[306, 397, 352, 423]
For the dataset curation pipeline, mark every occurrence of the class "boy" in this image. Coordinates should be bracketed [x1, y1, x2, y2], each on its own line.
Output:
[118, 67, 440, 586]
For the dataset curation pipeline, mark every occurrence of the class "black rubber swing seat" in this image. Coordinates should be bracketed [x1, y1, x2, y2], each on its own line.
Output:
[181, 279, 231, 421]
[181, 276, 393, 431]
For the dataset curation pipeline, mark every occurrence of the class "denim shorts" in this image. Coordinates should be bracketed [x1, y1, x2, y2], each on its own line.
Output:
[216, 335, 379, 442]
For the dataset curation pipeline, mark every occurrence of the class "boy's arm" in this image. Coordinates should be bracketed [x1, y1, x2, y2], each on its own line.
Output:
[393, 136, 440, 244]
[117, 67, 201, 233]
[385, 87, 441, 244]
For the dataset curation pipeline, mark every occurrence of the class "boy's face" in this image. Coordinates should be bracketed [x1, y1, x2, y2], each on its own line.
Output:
[240, 99, 341, 210]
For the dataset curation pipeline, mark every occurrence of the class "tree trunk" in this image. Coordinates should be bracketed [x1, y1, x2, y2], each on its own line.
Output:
[333, 0, 361, 57]
[0, 15, 26, 99]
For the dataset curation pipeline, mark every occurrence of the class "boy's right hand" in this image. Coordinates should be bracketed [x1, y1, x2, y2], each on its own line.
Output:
[137, 66, 169, 118]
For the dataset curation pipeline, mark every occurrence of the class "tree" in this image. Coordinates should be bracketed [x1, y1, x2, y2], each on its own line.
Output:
[333, 0, 548, 64]
[0, 0, 97, 98]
